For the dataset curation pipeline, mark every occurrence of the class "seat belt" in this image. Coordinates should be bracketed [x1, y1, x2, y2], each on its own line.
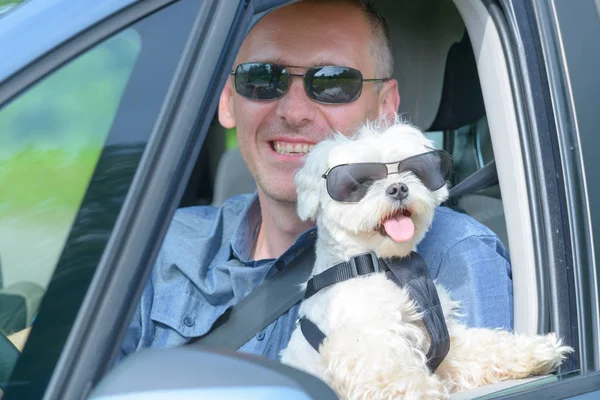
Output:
[188, 245, 316, 350]
[449, 159, 497, 198]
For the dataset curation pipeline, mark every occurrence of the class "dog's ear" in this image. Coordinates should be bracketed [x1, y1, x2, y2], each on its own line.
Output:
[434, 185, 450, 205]
[295, 139, 337, 222]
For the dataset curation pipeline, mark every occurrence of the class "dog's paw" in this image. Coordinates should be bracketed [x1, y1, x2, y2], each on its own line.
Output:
[528, 333, 574, 375]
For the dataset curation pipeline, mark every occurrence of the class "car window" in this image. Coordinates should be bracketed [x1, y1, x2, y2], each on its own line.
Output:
[0, 29, 140, 302]
[0, 1, 202, 396]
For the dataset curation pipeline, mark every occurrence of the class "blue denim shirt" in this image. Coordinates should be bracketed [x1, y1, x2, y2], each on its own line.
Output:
[119, 193, 513, 362]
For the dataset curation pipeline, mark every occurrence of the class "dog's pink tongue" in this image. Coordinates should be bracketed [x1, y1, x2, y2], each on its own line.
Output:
[383, 215, 415, 242]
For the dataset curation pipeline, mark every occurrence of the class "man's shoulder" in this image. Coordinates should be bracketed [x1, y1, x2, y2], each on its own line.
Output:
[417, 206, 506, 265]
[170, 194, 253, 233]
[428, 206, 498, 242]
[159, 193, 254, 255]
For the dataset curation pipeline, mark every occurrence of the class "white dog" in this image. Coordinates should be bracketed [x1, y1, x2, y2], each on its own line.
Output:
[280, 120, 572, 400]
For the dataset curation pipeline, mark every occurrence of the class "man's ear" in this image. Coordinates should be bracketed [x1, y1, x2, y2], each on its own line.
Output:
[295, 141, 335, 222]
[218, 79, 236, 129]
[378, 78, 400, 121]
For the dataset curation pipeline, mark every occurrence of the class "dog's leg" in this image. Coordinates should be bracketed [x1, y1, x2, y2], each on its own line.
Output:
[436, 323, 573, 392]
[320, 324, 449, 400]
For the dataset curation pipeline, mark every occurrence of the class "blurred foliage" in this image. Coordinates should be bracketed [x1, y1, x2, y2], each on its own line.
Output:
[226, 127, 237, 150]
[0, 147, 100, 214]
[0, 29, 141, 218]
[0, 0, 21, 9]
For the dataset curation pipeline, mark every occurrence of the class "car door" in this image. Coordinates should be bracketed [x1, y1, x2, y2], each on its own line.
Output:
[0, 0, 265, 398]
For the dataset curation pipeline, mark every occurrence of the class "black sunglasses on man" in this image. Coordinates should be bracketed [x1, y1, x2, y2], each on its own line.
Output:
[230, 62, 391, 104]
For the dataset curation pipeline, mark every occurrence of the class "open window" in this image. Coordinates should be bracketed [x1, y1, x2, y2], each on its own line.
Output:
[177, 0, 579, 397]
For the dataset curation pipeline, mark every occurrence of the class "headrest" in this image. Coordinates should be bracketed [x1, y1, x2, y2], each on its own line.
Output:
[375, 0, 470, 130]
[428, 32, 485, 131]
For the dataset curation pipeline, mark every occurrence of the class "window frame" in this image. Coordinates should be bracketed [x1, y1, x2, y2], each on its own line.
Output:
[489, 0, 579, 360]
[490, 0, 600, 397]
[542, 0, 600, 375]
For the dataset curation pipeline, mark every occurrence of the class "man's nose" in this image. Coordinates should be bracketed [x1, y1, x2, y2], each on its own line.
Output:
[275, 77, 317, 126]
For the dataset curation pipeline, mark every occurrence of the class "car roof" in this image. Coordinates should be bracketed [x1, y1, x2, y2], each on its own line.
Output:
[0, 0, 137, 82]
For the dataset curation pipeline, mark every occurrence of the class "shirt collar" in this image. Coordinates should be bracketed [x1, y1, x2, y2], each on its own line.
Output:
[229, 193, 317, 264]
[230, 192, 261, 262]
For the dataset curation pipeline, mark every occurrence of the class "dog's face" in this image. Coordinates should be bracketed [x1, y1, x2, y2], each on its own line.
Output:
[295, 122, 450, 258]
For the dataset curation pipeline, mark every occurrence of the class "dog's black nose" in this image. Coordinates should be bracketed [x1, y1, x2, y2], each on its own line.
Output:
[386, 182, 409, 200]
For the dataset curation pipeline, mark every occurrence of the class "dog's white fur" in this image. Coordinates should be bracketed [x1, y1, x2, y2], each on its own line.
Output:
[280, 120, 573, 399]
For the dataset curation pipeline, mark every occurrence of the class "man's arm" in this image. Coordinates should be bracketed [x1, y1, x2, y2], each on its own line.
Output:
[116, 276, 155, 364]
[435, 234, 513, 330]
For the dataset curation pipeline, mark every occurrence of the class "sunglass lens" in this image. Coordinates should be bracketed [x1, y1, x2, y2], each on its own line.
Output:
[399, 151, 453, 191]
[234, 63, 289, 100]
[327, 163, 387, 202]
[305, 66, 363, 104]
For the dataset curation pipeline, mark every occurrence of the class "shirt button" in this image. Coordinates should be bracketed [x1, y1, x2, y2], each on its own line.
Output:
[275, 260, 284, 269]
[183, 316, 195, 327]
[256, 331, 266, 341]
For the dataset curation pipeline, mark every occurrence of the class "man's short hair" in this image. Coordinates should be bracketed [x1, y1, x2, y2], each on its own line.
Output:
[308, 0, 394, 79]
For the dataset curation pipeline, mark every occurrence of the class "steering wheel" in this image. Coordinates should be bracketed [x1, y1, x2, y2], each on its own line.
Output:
[0, 331, 19, 385]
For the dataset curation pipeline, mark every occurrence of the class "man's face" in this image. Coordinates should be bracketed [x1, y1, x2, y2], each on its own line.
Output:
[219, 2, 399, 204]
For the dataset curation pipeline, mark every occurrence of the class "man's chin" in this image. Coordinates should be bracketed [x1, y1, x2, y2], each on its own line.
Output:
[256, 180, 298, 205]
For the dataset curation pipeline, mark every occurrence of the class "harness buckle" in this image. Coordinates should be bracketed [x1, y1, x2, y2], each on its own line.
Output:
[368, 252, 381, 273]
[349, 252, 381, 277]
[349, 257, 359, 277]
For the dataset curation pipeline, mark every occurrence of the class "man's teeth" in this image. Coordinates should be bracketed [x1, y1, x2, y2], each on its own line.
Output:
[273, 142, 314, 155]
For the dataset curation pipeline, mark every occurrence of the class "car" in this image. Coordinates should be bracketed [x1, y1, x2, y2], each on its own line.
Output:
[0, 0, 599, 398]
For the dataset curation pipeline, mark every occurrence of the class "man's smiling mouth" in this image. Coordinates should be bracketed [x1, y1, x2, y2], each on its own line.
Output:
[270, 141, 315, 155]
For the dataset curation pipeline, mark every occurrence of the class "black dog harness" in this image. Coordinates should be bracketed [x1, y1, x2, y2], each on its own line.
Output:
[299, 251, 450, 372]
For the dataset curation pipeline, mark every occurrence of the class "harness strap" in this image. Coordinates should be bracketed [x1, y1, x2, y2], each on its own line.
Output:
[300, 317, 326, 352]
[382, 252, 450, 371]
[300, 251, 450, 372]
[304, 252, 384, 300]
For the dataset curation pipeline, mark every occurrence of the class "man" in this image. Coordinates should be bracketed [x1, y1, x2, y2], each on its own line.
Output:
[119, 0, 513, 362]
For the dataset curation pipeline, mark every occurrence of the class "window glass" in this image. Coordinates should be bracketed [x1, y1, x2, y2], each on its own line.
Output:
[0, 1, 202, 396]
[0, 30, 141, 294]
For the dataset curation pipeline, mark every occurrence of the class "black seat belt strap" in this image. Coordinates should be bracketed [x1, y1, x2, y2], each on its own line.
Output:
[449, 159, 497, 198]
[188, 245, 316, 350]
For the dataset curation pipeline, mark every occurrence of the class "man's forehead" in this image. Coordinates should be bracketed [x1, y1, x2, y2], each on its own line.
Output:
[242, 53, 361, 70]
[236, 3, 372, 69]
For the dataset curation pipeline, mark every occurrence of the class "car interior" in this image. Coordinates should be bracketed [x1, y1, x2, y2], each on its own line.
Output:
[175, 0, 542, 396]
[0, 0, 554, 397]
[182, 0, 530, 330]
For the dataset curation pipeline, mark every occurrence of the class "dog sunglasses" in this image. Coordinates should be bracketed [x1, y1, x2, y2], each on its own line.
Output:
[230, 62, 391, 104]
[322, 150, 453, 203]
